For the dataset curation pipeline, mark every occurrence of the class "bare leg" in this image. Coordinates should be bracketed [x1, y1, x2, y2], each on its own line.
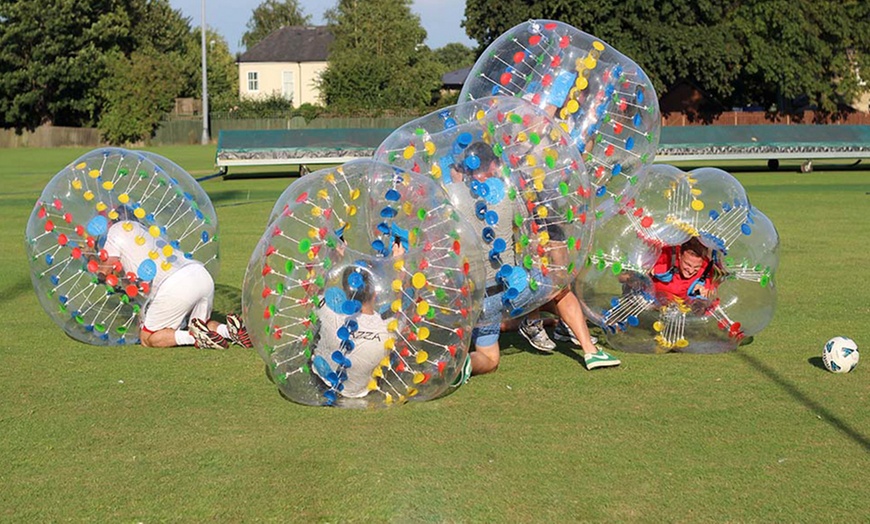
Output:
[470, 342, 500, 375]
[140, 327, 185, 348]
[540, 290, 598, 355]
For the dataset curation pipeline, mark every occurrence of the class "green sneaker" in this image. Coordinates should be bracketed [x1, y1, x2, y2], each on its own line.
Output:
[584, 348, 621, 370]
[451, 354, 472, 387]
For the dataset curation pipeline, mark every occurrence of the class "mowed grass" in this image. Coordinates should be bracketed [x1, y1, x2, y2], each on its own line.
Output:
[1, 145, 868, 522]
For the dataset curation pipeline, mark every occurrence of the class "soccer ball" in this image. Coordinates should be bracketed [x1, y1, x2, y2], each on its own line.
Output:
[822, 336, 859, 373]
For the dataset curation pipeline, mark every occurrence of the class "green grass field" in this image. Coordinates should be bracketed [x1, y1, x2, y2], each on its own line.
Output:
[1, 146, 868, 522]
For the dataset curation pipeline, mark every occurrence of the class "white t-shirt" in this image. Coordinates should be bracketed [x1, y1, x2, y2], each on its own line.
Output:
[103, 221, 192, 293]
[314, 306, 390, 398]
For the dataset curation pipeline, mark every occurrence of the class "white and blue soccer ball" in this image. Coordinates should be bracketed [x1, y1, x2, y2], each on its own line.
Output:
[822, 336, 859, 373]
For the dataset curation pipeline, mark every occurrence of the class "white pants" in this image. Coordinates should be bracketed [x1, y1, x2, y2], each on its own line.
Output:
[141, 264, 214, 332]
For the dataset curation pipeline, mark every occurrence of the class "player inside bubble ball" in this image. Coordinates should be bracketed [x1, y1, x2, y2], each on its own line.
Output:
[90, 208, 251, 350]
[450, 141, 619, 373]
[650, 236, 719, 302]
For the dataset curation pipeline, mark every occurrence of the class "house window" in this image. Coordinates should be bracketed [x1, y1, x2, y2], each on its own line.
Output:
[282, 71, 294, 101]
[247, 71, 259, 92]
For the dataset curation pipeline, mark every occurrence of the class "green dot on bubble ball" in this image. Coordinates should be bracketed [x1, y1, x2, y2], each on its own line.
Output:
[545, 156, 556, 169]
[559, 182, 569, 195]
[509, 187, 517, 200]
[523, 255, 533, 269]
[568, 238, 576, 250]
[276, 283, 285, 294]
[494, 144, 504, 156]
[117, 326, 127, 334]
[761, 275, 770, 287]
[530, 133, 540, 145]
[426, 308, 436, 319]
[326, 237, 336, 248]
[520, 235, 530, 247]
[302, 364, 310, 374]
[417, 208, 427, 220]
[323, 257, 332, 270]
[530, 280, 538, 291]
[285, 260, 295, 273]
[488, 123, 495, 135]
[612, 261, 623, 275]
[309, 312, 318, 323]
[566, 209, 574, 222]
[133, 305, 140, 313]
[269, 304, 276, 316]
[415, 128, 425, 136]
[435, 288, 447, 300]
[314, 276, 324, 287]
[298, 238, 311, 254]
[514, 214, 523, 227]
[568, 262, 575, 273]
[510, 114, 522, 124]
[597, 259, 606, 271]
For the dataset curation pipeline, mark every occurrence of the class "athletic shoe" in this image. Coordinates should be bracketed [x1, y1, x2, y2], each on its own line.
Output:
[553, 321, 598, 346]
[518, 317, 556, 353]
[584, 348, 621, 370]
[451, 354, 473, 387]
[226, 313, 253, 348]
[189, 318, 229, 349]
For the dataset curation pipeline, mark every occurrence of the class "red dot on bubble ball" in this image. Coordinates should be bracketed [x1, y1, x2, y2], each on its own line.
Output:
[513, 51, 525, 63]
[500, 72, 513, 86]
[641, 216, 654, 228]
[529, 35, 542, 46]
[126, 285, 139, 298]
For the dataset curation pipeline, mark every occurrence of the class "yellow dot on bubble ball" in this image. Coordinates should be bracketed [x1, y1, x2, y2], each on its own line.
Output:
[384, 338, 395, 351]
[413, 373, 425, 384]
[578, 77, 589, 90]
[161, 261, 172, 271]
[149, 225, 160, 238]
[307, 228, 317, 239]
[691, 188, 702, 196]
[653, 321, 664, 332]
[367, 379, 378, 391]
[691, 200, 705, 211]
[593, 41, 605, 51]
[95, 202, 108, 212]
[393, 259, 405, 271]
[475, 110, 486, 121]
[72, 179, 82, 190]
[388, 319, 399, 332]
[123, 222, 134, 232]
[416, 329, 430, 343]
[83, 191, 94, 201]
[403, 145, 416, 159]
[416, 350, 429, 363]
[108, 210, 119, 220]
[88, 169, 100, 179]
[416, 301, 430, 316]
[75, 162, 87, 170]
[537, 206, 548, 218]
[559, 108, 569, 120]
[149, 250, 159, 260]
[307, 250, 316, 260]
[350, 189, 360, 200]
[135, 235, 145, 245]
[325, 173, 335, 184]
[566, 99, 580, 114]
[539, 231, 550, 245]
[412, 273, 427, 289]
[372, 367, 383, 380]
[432, 164, 442, 178]
[102, 181, 114, 191]
[392, 279, 403, 292]
[534, 179, 544, 191]
[134, 208, 146, 219]
[348, 205, 357, 216]
[380, 356, 390, 367]
[517, 132, 528, 143]
[424, 141, 436, 155]
[162, 245, 173, 257]
[525, 155, 537, 167]
[317, 189, 328, 200]
[118, 193, 129, 204]
[391, 299, 403, 312]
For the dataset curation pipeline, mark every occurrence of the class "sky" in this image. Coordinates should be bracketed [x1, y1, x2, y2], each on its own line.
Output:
[168, 0, 476, 55]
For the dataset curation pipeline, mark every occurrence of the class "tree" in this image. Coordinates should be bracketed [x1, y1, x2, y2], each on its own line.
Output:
[0, 0, 196, 131]
[318, 0, 443, 111]
[98, 50, 184, 144]
[461, 0, 870, 116]
[190, 30, 240, 114]
[433, 43, 476, 71]
[242, 0, 311, 51]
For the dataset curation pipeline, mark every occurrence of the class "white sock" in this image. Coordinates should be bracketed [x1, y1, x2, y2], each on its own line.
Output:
[216, 324, 230, 339]
[175, 329, 195, 346]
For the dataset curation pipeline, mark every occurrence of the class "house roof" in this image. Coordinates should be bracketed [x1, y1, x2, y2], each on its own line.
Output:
[442, 65, 472, 88]
[238, 26, 333, 63]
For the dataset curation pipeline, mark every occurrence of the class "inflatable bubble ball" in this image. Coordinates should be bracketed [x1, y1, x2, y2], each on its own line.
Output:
[25, 148, 220, 346]
[242, 159, 484, 408]
[375, 95, 594, 323]
[577, 166, 779, 353]
[460, 19, 661, 217]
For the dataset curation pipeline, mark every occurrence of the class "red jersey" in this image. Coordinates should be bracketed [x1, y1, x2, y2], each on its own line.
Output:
[651, 246, 714, 301]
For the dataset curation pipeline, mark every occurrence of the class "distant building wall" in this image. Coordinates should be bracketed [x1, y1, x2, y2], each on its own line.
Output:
[238, 60, 327, 108]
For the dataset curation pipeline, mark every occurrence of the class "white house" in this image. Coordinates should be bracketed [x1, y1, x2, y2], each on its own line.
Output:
[237, 26, 333, 107]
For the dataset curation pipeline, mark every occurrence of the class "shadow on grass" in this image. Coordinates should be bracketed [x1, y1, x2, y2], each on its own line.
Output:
[211, 283, 243, 323]
[806, 356, 827, 371]
[0, 277, 34, 306]
[737, 351, 870, 452]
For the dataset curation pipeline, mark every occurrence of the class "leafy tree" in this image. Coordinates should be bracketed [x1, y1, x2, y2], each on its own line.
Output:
[0, 0, 196, 131]
[433, 43, 476, 71]
[462, 0, 870, 115]
[193, 30, 240, 114]
[98, 50, 184, 144]
[318, 0, 443, 111]
[242, 0, 311, 51]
